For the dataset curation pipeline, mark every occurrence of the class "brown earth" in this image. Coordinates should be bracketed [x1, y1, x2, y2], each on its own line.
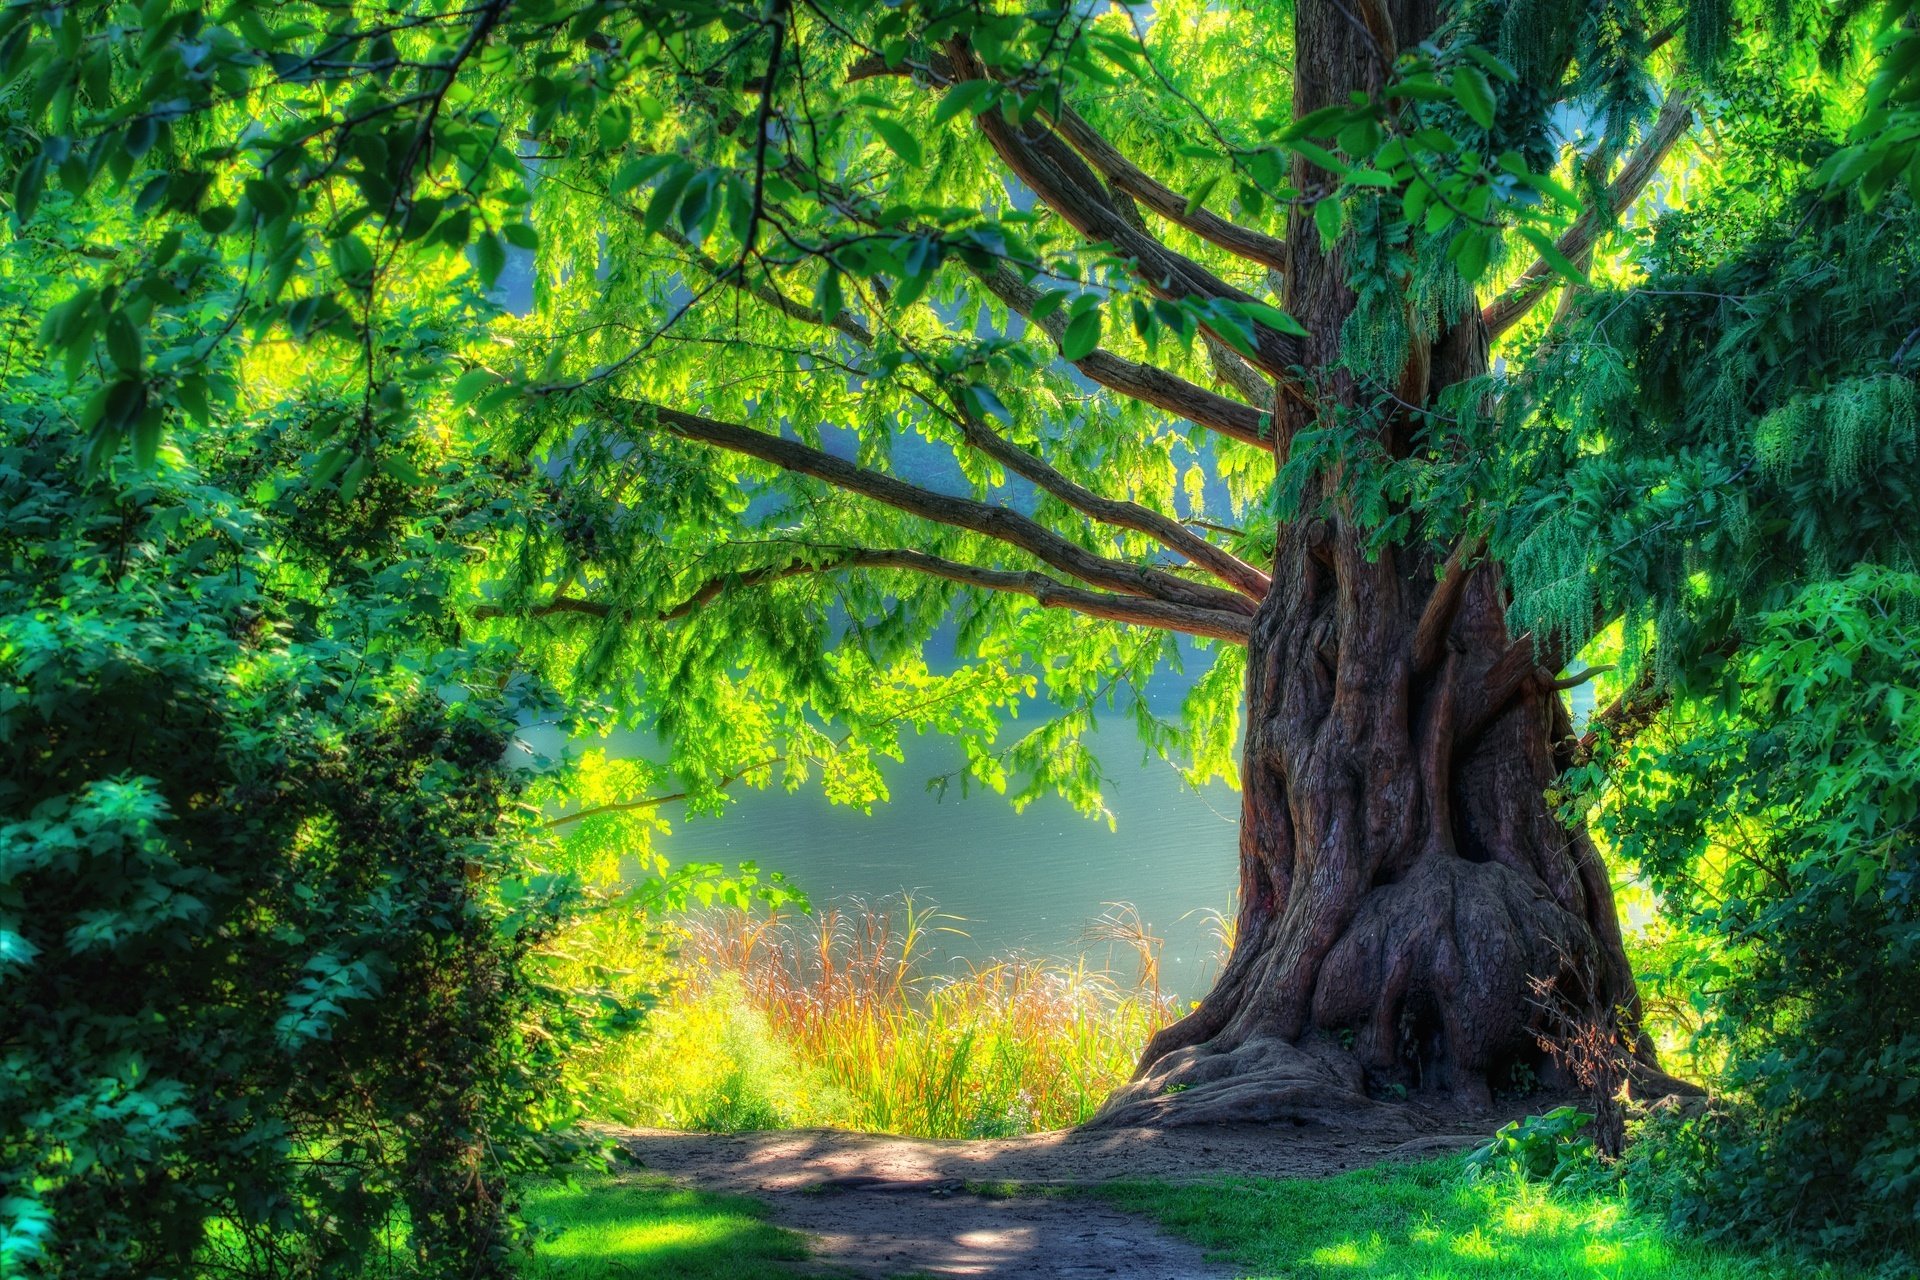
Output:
[611, 1109, 1509, 1278]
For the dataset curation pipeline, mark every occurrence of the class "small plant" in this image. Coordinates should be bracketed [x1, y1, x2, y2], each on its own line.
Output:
[1466, 1106, 1599, 1185]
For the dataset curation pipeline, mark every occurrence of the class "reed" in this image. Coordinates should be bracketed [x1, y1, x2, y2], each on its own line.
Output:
[582, 894, 1183, 1138]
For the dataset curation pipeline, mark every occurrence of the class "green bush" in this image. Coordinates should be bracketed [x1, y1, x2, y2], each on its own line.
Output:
[1602, 568, 1920, 1266]
[0, 414, 589, 1275]
[1466, 1108, 1599, 1187]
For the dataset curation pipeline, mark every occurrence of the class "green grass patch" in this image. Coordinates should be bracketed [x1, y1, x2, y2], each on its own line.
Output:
[522, 1170, 811, 1279]
[1096, 1158, 1859, 1280]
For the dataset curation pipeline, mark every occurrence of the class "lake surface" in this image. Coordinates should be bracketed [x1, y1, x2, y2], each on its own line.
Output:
[660, 718, 1243, 1000]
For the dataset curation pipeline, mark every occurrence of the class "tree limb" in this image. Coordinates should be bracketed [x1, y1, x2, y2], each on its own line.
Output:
[479, 546, 1255, 643]
[952, 408, 1271, 598]
[944, 39, 1306, 386]
[1048, 107, 1290, 270]
[1483, 92, 1695, 340]
[850, 50, 1290, 270]
[1411, 534, 1486, 674]
[637, 227, 1274, 587]
[612, 399, 1260, 616]
[968, 259, 1275, 447]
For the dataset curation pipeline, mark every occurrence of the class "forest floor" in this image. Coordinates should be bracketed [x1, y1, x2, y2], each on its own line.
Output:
[610, 1113, 1498, 1278]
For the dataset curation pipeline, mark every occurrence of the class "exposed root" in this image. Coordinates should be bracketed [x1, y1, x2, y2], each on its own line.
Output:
[1085, 1033, 1384, 1130]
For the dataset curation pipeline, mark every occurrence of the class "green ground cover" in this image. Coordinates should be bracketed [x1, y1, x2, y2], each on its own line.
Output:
[1097, 1159, 1859, 1280]
[522, 1172, 810, 1279]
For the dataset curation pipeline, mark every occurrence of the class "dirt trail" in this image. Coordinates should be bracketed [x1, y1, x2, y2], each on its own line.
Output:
[613, 1116, 1496, 1278]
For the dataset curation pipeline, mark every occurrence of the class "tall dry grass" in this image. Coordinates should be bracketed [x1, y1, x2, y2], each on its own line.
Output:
[581, 894, 1185, 1138]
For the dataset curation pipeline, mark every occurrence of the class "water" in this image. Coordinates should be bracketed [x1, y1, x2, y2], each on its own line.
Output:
[659, 720, 1243, 1000]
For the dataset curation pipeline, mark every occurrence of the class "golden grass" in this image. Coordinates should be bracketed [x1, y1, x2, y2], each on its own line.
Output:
[578, 894, 1182, 1138]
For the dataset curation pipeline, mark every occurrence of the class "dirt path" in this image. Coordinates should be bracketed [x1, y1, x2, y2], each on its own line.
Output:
[613, 1117, 1497, 1278]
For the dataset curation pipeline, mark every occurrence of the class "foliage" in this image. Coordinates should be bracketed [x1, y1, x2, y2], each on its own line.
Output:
[1464, 1107, 1598, 1186]
[1485, 9, 1919, 671]
[589, 896, 1176, 1139]
[520, 1170, 810, 1280]
[1596, 569, 1920, 1264]
[1097, 1157, 1859, 1280]
[0, 330, 591, 1273]
[2, 0, 1917, 1266]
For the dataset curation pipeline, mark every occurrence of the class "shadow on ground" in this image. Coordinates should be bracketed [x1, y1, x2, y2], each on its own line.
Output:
[605, 1116, 1496, 1278]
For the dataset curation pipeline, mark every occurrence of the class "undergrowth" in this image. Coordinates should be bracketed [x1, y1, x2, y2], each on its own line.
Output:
[577, 895, 1178, 1138]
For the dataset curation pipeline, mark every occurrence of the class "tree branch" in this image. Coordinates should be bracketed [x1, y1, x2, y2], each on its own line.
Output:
[967, 259, 1273, 446]
[1048, 107, 1289, 270]
[481, 546, 1254, 643]
[850, 51, 1289, 270]
[1483, 92, 1695, 340]
[610, 399, 1260, 616]
[951, 408, 1271, 598]
[943, 39, 1305, 387]
[1411, 534, 1485, 673]
[637, 226, 1273, 587]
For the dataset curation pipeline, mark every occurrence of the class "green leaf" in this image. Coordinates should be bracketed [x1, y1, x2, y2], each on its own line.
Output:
[1060, 306, 1102, 360]
[1453, 66, 1497, 130]
[1231, 301, 1309, 338]
[644, 165, 695, 236]
[1464, 45, 1519, 83]
[104, 311, 142, 371]
[870, 116, 924, 168]
[130, 410, 162, 469]
[933, 80, 997, 126]
[13, 153, 46, 224]
[475, 232, 506, 288]
[1290, 139, 1349, 176]
[452, 368, 500, 408]
[1515, 224, 1587, 284]
[1183, 174, 1221, 217]
[1449, 227, 1492, 282]
[1314, 197, 1345, 250]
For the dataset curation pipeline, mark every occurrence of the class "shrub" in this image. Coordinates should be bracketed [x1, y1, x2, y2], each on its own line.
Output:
[1466, 1107, 1599, 1186]
[1601, 568, 1920, 1265]
[0, 418, 589, 1274]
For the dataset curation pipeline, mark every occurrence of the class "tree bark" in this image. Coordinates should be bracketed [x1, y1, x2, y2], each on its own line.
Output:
[1092, 0, 1652, 1128]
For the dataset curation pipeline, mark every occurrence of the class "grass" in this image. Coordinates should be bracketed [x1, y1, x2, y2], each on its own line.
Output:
[521, 1170, 810, 1279]
[578, 893, 1183, 1138]
[1096, 1158, 1861, 1280]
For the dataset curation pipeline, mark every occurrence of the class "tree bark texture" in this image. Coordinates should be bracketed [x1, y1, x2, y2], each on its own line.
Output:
[1092, 0, 1651, 1128]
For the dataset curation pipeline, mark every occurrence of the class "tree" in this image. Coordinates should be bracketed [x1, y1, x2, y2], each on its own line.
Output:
[1, 0, 1906, 1132]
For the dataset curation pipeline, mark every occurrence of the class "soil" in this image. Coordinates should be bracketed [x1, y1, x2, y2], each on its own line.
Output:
[611, 1108, 1510, 1278]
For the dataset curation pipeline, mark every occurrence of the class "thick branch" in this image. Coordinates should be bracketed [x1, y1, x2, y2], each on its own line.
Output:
[945, 41, 1305, 385]
[1049, 108, 1289, 270]
[1457, 632, 1542, 744]
[953, 409, 1271, 598]
[850, 51, 1289, 270]
[1483, 93, 1695, 339]
[620, 400, 1259, 616]
[634, 231, 1273, 584]
[479, 547, 1253, 643]
[969, 260, 1273, 446]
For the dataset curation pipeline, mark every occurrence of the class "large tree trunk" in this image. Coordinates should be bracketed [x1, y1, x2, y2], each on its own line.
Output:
[1093, 0, 1652, 1129]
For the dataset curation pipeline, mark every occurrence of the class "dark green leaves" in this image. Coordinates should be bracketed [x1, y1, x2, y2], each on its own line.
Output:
[1060, 303, 1102, 360]
[1451, 65, 1496, 130]
[870, 115, 924, 167]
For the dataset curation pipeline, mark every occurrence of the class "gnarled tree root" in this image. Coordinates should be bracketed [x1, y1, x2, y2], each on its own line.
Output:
[1086, 1034, 1388, 1130]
